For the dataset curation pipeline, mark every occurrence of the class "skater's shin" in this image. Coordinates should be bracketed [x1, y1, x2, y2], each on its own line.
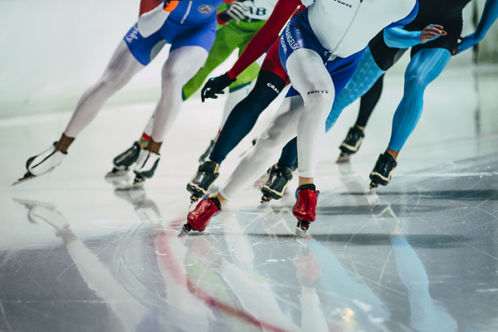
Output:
[220, 96, 303, 200]
[150, 46, 207, 142]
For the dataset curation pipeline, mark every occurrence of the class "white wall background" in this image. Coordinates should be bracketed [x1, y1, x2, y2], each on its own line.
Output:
[0, 0, 171, 118]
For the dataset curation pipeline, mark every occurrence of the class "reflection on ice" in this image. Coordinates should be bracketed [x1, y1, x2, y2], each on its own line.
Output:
[3, 139, 498, 331]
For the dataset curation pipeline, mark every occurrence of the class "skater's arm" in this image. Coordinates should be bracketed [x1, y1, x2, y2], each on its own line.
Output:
[384, 24, 446, 49]
[139, 0, 163, 16]
[454, 0, 498, 54]
[226, 0, 303, 79]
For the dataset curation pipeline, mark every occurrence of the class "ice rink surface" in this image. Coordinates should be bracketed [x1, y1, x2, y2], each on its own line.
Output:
[1, 65, 498, 331]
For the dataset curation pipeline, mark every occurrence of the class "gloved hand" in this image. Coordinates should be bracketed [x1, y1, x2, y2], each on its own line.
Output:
[218, 1, 249, 22]
[452, 33, 481, 55]
[201, 73, 236, 102]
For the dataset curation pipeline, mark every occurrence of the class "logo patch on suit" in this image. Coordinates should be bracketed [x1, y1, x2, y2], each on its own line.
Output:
[198, 4, 214, 14]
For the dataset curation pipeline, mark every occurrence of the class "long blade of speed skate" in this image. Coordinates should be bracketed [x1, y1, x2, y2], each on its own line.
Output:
[12, 172, 35, 186]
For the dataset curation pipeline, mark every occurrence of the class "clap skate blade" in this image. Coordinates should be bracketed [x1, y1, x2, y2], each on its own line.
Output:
[260, 194, 272, 203]
[369, 181, 379, 190]
[336, 152, 351, 163]
[295, 220, 310, 238]
[12, 172, 36, 186]
[190, 194, 201, 204]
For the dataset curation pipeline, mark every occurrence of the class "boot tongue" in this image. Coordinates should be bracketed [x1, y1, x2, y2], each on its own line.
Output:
[299, 184, 316, 192]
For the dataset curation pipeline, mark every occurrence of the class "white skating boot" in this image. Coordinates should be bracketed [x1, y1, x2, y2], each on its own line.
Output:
[133, 149, 160, 185]
[13, 142, 66, 185]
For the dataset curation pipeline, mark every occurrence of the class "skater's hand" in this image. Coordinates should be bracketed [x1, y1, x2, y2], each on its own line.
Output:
[420, 24, 446, 43]
[219, 2, 249, 22]
[452, 33, 481, 55]
[201, 73, 236, 102]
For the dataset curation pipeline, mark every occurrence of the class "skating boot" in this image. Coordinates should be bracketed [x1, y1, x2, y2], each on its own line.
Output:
[106, 141, 141, 179]
[369, 151, 397, 189]
[181, 197, 221, 235]
[337, 126, 364, 163]
[133, 149, 160, 185]
[198, 139, 215, 163]
[260, 165, 293, 203]
[293, 184, 319, 237]
[186, 161, 219, 203]
[13, 142, 66, 185]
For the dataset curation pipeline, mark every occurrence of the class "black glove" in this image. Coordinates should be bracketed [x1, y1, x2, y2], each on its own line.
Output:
[201, 73, 236, 102]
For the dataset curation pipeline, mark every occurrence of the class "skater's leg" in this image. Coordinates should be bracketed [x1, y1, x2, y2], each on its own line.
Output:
[219, 83, 254, 132]
[369, 48, 450, 188]
[140, 115, 154, 147]
[64, 41, 145, 139]
[219, 96, 304, 200]
[285, 48, 334, 182]
[335, 75, 384, 160]
[387, 48, 451, 157]
[325, 47, 385, 132]
[184, 96, 303, 233]
[208, 70, 286, 165]
[276, 138, 298, 170]
[149, 46, 208, 145]
[356, 74, 384, 128]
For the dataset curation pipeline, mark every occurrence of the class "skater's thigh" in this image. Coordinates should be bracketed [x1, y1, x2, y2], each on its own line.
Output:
[285, 49, 333, 98]
[123, 23, 167, 66]
[161, 46, 208, 82]
[100, 41, 146, 87]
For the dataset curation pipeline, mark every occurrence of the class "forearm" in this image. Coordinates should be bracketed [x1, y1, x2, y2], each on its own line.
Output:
[227, 0, 302, 79]
[383, 27, 422, 49]
[474, 0, 498, 40]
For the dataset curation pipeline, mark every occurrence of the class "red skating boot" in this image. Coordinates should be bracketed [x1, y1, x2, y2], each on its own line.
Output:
[181, 197, 221, 234]
[293, 184, 319, 237]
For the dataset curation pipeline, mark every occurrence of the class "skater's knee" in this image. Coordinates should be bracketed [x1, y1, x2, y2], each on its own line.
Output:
[404, 67, 427, 89]
[162, 65, 189, 86]
[97, 72, 124, 93]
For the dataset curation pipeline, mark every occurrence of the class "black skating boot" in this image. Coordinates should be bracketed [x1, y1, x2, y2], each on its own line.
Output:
[260, 165, 293, 203]
[187, 161, 219, 203]
[108, 142, 142, 175]
[337, 126, 365, 163]
[369, 151, 397, 189]
[198, 139, 215, 163]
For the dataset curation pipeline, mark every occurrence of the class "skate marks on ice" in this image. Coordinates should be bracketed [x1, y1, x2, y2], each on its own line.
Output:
[3, 155, 498, 331]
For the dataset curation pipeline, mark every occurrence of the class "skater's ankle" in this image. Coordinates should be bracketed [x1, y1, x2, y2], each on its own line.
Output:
[207, 159, 220, 173]
[298, 183, 316, 191]
[211, 193, 227, 207]
[354, 124, 365, 132]
[386, 148, 399, 160]
[138, 134, 150, 149]
[298, 177, 313, 186]
[147, 139, 162, 154]
[56, 133, 74, 153]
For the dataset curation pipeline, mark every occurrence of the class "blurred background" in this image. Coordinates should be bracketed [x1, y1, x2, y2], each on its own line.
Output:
[0, 0, 496, 125]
